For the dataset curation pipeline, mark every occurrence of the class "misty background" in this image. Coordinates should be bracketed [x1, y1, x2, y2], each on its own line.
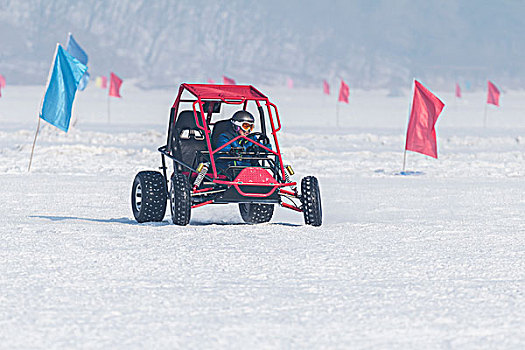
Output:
[1, 0, 524, 91]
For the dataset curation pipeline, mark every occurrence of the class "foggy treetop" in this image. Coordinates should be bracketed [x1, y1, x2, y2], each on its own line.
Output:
[1, 0, 523, 89]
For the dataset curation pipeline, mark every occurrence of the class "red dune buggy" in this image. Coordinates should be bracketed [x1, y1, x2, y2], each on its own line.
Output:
[131, 83, 322, 226]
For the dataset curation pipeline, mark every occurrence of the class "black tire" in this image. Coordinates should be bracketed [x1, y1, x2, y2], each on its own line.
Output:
[170, 174, 191, 226]
[301, 176, 322, 226]
[131, 171, 167, 223]
[239, 203, 274, 224]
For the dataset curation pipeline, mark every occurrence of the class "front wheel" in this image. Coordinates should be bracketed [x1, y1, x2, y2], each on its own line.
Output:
[131, 171, 167, 223]
[239, 203, 274, 224]
[301, 176, 322, 226]
[170, 174, 191, 226]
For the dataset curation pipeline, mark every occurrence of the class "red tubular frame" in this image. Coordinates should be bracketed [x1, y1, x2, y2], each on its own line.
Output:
[192, 200, 213, 209]
[281, 202, 302, 212]
[192, 187, 214, 194]
[279, 189, 297, 196]
[233, 184, 278, 198]
[168, 83, 301, 210]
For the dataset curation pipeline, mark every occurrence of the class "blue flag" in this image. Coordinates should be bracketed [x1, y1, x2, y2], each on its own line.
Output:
[78, 71, 90, 91]
[66, 33, 89, 91]
[39, 44, 87, 132]
[66, 33, 88, 65]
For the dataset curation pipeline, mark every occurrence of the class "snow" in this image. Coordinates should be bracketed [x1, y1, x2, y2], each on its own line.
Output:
[1, 84, 524, 348]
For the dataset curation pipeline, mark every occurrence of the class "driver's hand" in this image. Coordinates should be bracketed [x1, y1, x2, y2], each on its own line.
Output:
[258, 142, 271, 150]
[229, 147, 243, 156]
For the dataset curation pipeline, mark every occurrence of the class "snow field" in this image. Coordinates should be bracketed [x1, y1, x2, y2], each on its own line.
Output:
[0, 85, 524, 348]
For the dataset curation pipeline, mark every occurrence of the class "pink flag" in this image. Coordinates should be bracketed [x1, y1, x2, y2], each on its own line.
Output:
[287, 77, 294, 89]
[487, 81, 500, 106]
[405, 80, 445, 159]
[207, 78, 215, 84]
[455, 83, 461, 98]
[101, 76, 108, 89]
[323, 80, 330, 95]
[0, 74, 5, 88]
[109, 72, 123, 98]
[223, 76, 236, 85]
[338, 80, 349, 103]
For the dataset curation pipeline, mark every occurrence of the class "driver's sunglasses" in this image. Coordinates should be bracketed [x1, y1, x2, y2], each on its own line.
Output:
[240, 122, 254, 132]
[233, 121, 254, 132]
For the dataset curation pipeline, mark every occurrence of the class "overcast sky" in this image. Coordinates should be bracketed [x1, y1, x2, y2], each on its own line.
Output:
[1, 0, 524, 89]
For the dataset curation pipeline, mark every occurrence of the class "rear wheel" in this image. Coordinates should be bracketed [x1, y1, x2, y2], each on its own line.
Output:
[301, 176, 322, 226]
[239, 203, 274, 224]
[131, 171, 167, 223]
[170, 174, 191, 226]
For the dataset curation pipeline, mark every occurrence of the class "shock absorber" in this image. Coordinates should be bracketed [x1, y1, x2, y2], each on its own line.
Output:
[284, 164, 296, 191]
[193, 162, 210, 190]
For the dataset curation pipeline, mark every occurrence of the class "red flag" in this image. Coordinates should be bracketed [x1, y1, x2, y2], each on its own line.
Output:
[207, 78, 215, 84]
[455, 83, 461, 98]
[109, 72, 123, 98]
[223, 76, 236, 85]
[323, 80, 330, 95]
[405, 80, 445, 159]
[0, 74, 5, 88]
[487, 81, 500, 106]
[287, 77, 294, 89]
[338, 80, 349, 103]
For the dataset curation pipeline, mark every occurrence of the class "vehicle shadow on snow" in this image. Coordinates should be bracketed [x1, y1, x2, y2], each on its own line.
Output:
[29, 215, 169, 226]
[30, 215, 301, 227]
[190, 220, 301, 227]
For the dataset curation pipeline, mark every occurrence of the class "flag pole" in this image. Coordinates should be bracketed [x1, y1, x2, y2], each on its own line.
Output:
[402, 78, 415, 173]
[402, 123, 409, 173]
[29, 43, 56, 172]
[336, 102, 339, 127]
[402, 149, 407, 173]
[107, 93, 110, 123]
[28, 118, 41, 172]
[483, 104, 488, 128]
[72, 102, 78, 128]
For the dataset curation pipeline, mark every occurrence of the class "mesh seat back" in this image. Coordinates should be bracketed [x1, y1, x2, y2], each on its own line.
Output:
[211, 119, 234, 149]
[172, 111, 207, 167]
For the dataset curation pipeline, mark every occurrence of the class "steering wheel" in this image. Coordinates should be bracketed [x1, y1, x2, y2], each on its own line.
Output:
[246, 132, 270, 153]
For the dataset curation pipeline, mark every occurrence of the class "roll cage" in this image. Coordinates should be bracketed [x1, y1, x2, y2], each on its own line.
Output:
[157, 83, 301, 211]
[167, 84, 285, 178]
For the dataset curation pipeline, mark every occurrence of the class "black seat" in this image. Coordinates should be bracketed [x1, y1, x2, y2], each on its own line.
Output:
[211, 119, 233, 149]
[172, 111, 207, 169]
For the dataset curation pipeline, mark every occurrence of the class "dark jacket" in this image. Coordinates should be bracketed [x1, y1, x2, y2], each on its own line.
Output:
[215, 124, 257, 170]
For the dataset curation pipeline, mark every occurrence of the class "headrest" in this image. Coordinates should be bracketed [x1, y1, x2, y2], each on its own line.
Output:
[174, 110, 202, 131]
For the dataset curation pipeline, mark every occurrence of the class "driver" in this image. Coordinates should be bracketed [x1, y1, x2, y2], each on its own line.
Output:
[215, 110, 268, 171]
